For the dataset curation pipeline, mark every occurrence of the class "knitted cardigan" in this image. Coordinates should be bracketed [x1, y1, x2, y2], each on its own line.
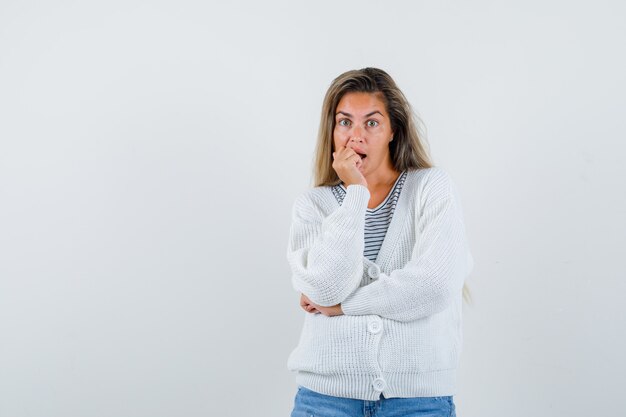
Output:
[286, 166, 474, 400]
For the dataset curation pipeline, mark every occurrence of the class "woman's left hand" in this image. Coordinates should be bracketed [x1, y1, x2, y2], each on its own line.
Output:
[300, 293, 344, 317]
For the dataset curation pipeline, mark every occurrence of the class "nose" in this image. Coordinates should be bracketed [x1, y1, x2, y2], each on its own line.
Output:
[351, 124, 363, 137]
[349, 125, 364, 144]
[349, 136, 364, 148]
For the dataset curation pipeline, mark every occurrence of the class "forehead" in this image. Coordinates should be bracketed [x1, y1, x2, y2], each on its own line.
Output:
[336, 92, 387, 116]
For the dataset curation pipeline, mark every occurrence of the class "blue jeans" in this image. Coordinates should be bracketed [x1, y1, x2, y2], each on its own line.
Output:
[290, 385, 456, 417]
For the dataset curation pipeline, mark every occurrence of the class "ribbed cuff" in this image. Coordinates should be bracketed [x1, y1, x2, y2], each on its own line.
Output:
[341, 184, 370, 212]
[340, 289, 373, 316]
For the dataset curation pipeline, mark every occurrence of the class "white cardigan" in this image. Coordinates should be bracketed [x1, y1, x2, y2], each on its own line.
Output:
[286, 167, 474, 400]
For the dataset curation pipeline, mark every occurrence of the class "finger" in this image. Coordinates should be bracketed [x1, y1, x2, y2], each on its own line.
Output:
[337, 151, 359, 163]
[345, 149, 360, 161]
[337, 146, 353, 156]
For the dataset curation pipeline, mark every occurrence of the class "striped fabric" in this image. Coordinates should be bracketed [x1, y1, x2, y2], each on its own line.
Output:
[331, 170, 408, 262]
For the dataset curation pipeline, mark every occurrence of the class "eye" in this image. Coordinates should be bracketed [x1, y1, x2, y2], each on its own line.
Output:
[338, 119, 351, 127]
[367, 120, 379, 127]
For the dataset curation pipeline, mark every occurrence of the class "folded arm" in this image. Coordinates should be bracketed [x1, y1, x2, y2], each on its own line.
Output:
[340, 169, 473, 322]
[286, 184, 370, 307]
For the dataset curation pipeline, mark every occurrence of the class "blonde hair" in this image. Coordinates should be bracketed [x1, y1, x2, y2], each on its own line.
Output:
[311, 67, 472, 305]
[313, 68, 431, 187]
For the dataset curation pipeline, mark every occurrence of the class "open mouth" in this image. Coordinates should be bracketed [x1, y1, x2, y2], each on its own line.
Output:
[356, 153, 367, 159]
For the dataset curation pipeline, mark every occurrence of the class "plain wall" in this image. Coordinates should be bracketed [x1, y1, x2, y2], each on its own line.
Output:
[1, 1, 624, 416]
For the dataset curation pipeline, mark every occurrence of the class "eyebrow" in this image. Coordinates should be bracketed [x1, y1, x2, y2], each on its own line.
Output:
[335, 110, 384, 118]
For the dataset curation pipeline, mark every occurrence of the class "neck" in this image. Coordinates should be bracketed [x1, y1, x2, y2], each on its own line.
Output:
[364, 160, 401, 190]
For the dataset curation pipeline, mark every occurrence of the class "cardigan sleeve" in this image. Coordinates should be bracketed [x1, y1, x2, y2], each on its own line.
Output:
[340, 168, 474, 322]
[286, 184, 370, 307]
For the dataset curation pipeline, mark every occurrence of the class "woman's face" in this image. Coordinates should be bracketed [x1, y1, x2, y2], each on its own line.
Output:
[333, 91, 394, 175]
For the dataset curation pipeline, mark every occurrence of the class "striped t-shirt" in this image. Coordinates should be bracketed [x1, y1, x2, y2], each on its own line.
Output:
[331, 170, 408, 262]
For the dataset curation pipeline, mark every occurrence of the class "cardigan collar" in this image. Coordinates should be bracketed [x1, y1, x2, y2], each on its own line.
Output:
[327, 169, 418, 273]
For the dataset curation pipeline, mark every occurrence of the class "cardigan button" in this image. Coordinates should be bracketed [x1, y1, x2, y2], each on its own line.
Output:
[367, 264, 380, 279]
[367, 319, 382, 334]
[372, 377, 386, 391]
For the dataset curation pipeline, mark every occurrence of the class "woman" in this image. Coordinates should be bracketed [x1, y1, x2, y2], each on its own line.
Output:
[286, 67, 474, 417]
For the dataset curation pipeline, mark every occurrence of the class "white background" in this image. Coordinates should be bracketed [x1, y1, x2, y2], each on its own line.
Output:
[1, 1, 624, 416]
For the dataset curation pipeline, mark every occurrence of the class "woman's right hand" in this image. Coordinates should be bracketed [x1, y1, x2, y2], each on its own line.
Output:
[300, 293, 320, 314]
[300, 293, 344, 317]
[332, 145, 368, 188]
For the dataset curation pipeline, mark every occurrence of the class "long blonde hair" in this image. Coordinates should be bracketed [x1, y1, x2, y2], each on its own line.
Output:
[310, 67, 472, 305]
